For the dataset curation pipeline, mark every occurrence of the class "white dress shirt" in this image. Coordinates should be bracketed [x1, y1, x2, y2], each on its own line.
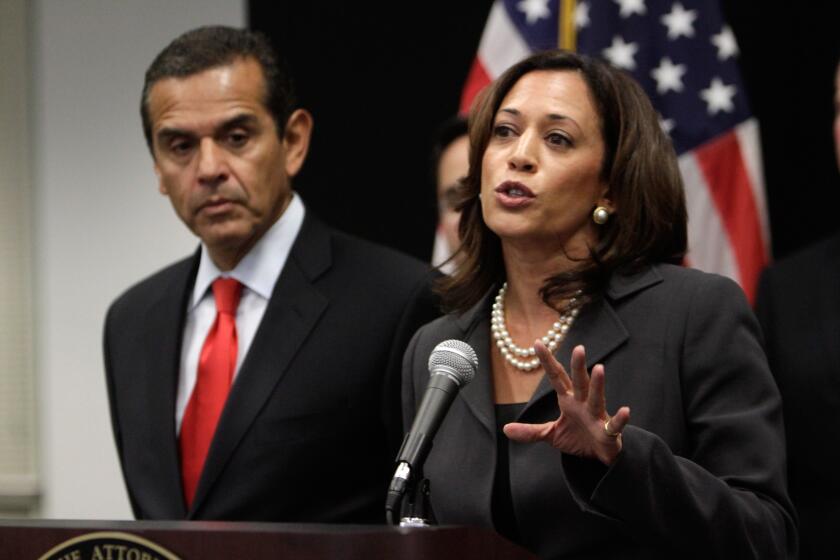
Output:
[175, 194, 305, 433]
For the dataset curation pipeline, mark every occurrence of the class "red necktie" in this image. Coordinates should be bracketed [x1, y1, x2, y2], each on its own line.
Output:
[180, 277, 242, 508]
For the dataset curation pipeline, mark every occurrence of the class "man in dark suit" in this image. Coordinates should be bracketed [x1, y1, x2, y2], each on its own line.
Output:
[755, 60, 840, 559]
[103, 26, 438, 522]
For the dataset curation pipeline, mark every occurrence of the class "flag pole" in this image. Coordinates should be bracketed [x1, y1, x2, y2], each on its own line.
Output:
[559, 0, 577, 51]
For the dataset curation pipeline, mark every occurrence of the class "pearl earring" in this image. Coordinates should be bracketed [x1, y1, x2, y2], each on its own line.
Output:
[592, 206, 610, 225]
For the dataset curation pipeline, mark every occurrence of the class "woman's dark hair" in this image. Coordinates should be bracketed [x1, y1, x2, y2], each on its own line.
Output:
[140, 26, 296, 153]
[439, 49, 687, 313]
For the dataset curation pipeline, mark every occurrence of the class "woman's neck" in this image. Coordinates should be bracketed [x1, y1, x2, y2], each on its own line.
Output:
[501, 239, 579, 313]
[499, 246, 571, 339]
[491, 239, 585, 402]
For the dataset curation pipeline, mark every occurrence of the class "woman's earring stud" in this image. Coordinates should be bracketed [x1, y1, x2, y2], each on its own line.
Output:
[593, 206, 610, 225]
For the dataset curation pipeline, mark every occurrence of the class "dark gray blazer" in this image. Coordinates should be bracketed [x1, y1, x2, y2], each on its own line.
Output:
[403, 264, 796, 559]
[105, 213, 440, 522]
[756, 232, 840, 560]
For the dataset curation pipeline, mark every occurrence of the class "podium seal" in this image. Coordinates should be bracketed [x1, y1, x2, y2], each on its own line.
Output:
[37, 531, 181, 560]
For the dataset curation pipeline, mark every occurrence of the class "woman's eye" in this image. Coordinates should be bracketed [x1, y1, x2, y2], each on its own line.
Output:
[546, 132, 571, 146]
[492, 124, 515, 138]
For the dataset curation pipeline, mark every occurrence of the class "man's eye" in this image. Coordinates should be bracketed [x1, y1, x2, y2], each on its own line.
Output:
[227, 132, 249, 147]
[170, 140, 193, 154]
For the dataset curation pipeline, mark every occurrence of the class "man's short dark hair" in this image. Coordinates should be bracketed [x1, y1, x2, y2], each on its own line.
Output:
[430, 115, 469, 181]
[140, 25, 296, 152]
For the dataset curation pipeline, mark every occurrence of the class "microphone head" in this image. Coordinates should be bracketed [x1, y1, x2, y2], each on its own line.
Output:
[428, 340, 478, 387]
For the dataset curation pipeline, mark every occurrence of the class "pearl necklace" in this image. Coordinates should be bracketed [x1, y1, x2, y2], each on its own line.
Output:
[491, 282, 581, 371]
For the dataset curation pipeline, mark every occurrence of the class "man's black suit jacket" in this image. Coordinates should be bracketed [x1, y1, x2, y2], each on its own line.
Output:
[104, 213, 440, 522]
[756, 233, 840, 560]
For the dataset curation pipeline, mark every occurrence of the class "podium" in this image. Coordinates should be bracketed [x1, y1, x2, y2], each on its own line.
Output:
[0, 519, 537, 559]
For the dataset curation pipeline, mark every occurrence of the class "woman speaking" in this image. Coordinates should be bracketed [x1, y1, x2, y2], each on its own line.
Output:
[402, 50, 796, 559]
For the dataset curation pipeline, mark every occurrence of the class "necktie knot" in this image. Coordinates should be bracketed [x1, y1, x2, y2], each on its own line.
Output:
[212, 277, 242, 315]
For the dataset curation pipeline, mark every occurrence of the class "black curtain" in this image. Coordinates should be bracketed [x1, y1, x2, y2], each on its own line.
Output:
[249, 0, 840, 262]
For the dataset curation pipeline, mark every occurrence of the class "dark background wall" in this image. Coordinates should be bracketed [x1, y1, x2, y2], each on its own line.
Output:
[249, 1, 840, 263]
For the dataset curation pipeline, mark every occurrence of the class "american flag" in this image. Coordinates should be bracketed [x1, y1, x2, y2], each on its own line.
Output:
[457, 0, 769, 302]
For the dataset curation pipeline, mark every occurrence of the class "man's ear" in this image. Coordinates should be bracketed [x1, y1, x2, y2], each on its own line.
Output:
[281, 108, 313, 178]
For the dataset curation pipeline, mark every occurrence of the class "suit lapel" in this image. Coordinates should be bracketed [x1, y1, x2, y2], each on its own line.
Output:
[454, 298, 496, 435]
[526, 266, 661, 409]
[143, 253, 198, 519]
[189, 215, 331, 516]
[450, 267, 662, 431]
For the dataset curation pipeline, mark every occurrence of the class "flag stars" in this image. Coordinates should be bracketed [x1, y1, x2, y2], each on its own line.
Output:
[711, 25, 739, 60]
[576, 2, 590, 29]
[614, 0, 646, 18]
[517, 0, 551, 24]
[659, 117, 676, 135]
[700, 77, 737, 115]
[661, 2, 698, 39]
[651, 57, 687, 94]
[603, 36, 639, 70]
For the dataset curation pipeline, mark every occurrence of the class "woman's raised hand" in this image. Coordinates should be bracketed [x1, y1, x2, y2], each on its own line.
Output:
[504, 343, 630, 465]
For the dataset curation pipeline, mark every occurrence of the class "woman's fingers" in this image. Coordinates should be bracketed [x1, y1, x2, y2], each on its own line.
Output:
[570, 345, 589, 402]
[605, 406, 631, 436]
[534, 340, 572, 395]
[587, 364, 607, 417]
[508, 342, 630, 465]
[503, 421, 554, 443]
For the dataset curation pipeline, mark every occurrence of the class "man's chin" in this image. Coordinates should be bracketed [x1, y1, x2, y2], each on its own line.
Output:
[196, 225, 253, 251]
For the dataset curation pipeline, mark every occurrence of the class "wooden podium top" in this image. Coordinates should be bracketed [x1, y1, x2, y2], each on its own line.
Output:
[0, 519, 537, 559]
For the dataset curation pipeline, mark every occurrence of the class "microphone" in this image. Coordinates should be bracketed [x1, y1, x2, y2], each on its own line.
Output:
[386, 340, 478, 521]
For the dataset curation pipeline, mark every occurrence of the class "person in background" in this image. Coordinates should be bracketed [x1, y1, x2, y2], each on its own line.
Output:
[403, 50, 796, 559]
[755, 59, 840, 560]
[430, 116, 469, 274]
[104, 26, 439, 522]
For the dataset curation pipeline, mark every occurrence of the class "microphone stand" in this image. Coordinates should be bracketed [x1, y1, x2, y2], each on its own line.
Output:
[385, 461, 436, 527]
[397, 467, 435, 527]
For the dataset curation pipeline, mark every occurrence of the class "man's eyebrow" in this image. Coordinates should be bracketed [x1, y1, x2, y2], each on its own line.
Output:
[218, 113, 259, 132]
[156, 126, 193, 143]
[156, 113, 259, 142]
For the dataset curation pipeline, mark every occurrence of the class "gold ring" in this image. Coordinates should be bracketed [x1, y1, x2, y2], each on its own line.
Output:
[603, 419, 620, 438]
